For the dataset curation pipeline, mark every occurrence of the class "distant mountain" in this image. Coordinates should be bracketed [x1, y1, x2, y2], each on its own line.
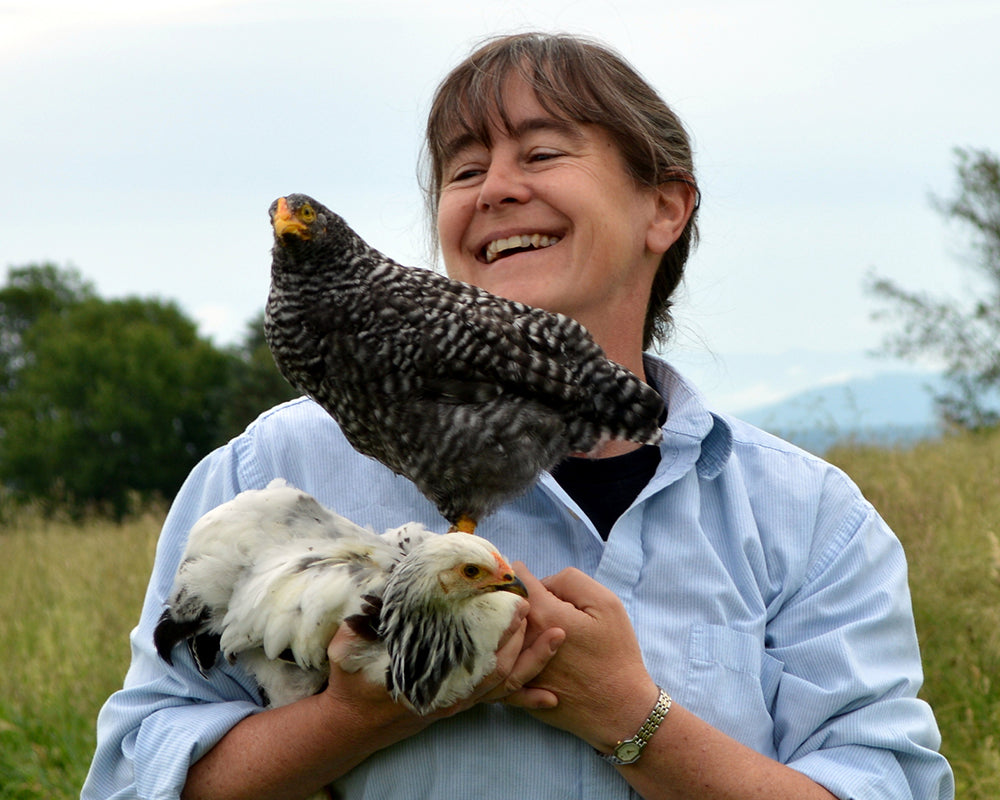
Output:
[664, 347, 938, 415]
[736, 371, 946, 454]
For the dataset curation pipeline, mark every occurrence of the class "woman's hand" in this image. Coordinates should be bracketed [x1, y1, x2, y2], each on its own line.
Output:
[503, 563, 660, 753]
[498, 565, 839, 800]
[462, 599, 566, 711]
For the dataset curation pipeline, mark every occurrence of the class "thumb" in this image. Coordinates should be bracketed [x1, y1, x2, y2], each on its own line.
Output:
[512, 561, 546, 597]
[327, 622, 363, 666]
[542, 567, 620, 616]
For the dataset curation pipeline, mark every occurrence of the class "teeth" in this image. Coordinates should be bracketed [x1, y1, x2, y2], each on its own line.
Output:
[484, 234, 559, 264]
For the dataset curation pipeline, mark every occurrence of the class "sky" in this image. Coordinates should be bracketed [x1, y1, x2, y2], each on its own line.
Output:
[2, 0, 998, 413]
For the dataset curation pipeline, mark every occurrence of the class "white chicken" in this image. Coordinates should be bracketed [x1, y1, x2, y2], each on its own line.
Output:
[154, 480, 527, 714]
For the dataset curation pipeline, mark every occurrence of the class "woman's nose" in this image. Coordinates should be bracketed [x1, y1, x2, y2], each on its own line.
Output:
[476, 160, 532, 211]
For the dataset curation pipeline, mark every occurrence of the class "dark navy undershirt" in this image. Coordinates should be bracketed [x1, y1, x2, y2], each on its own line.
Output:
[551, 444, 661, 540]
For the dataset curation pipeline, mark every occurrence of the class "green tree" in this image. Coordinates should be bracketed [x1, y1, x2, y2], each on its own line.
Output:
[0, 295, 234, 516]
[0, 264, 95, 394]
[0, 264, 304, 514]
[868, 147, 1000, 429]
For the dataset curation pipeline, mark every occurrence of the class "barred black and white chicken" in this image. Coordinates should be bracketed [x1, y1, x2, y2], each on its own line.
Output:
[153, 480, 527, 714]
[264, 194, 665, 534]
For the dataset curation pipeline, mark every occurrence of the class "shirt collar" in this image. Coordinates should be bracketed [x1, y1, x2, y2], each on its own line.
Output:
[643, 353, 733, 481]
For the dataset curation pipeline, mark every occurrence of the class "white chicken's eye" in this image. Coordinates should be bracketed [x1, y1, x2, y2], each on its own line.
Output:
[462, 564, 482, 579]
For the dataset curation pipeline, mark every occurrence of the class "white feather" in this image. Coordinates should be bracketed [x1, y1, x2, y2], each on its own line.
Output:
[156, 481, 524, 714]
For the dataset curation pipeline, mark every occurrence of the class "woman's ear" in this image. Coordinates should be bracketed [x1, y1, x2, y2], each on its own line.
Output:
[646, 180, 697, 255]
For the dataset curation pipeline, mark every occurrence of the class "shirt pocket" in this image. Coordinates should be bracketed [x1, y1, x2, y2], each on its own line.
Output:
[681, 623, 782, 758]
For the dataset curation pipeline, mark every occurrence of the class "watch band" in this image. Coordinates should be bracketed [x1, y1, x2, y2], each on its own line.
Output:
[599, 687, 672, 766]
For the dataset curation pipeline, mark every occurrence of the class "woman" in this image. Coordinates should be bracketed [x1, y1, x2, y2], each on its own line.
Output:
[83, 33, 953, 800]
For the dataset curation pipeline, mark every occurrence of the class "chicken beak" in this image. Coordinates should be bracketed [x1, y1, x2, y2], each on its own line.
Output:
[496, 574, 529, 598]
[272, 197, 309, 240]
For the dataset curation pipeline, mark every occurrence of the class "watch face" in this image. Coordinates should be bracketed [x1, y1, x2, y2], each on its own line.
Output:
[615, 741, 642, 763]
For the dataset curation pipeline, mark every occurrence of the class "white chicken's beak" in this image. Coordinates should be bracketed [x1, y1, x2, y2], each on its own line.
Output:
[493, 575, 528, 598]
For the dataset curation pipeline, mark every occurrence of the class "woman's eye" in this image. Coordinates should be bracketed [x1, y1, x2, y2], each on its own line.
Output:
[528, 150, 562, 164]
[453, 168, 483, 181]
[445, 164, 484, 184]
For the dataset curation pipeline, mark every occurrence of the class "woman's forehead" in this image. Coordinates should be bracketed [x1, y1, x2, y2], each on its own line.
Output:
[434, 76, 586, 159]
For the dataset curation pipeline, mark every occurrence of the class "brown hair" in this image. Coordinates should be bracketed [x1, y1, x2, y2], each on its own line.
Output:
[423, 32, 699, 348]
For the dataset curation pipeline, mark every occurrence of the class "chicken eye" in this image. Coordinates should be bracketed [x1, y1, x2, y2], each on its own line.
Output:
[299, 204, 317, 222]
[462, 564, 482, 579]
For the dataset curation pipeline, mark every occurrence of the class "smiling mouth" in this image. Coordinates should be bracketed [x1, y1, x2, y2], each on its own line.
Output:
[483, 234, 560, 264]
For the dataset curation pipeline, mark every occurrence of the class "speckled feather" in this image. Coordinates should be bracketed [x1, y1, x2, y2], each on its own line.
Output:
[265, 193, 664, 527]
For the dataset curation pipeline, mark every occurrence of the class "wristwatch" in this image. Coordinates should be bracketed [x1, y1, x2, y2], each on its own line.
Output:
[599, 687, 672, 766]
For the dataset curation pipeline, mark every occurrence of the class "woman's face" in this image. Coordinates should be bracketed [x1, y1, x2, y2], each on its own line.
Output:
[436, 78, 669, 342]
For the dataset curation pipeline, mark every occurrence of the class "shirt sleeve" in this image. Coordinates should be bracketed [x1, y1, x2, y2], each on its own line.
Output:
[767, 473, 953, 799]
[81, 436, 267, 800]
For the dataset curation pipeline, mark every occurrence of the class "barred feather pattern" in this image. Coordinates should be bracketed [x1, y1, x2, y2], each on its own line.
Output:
[265, 194, 664, 526]
[153, 481, 524, 714]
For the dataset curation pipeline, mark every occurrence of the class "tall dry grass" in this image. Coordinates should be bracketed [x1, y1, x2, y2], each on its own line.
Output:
[0, 507, 161, 798]
[828, 427, 1000, 797]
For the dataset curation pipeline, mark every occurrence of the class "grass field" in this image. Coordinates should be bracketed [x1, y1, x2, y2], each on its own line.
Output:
[1, 430, 998, 797]
[0, 507, 161, 798]
[827, 429, 1000, 797]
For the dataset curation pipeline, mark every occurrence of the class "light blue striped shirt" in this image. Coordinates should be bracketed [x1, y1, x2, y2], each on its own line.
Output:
[82, 356, 953, 799]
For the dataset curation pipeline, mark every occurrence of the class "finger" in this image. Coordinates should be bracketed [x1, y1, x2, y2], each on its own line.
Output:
[511, 561, 553, 607]
[496, 616, 529, 663]
[541, 567, 620, 615]
[496, 599, 530, 647]
[503, 626, 566, 709]
[513, 562, 576, 628]
[504, 686, 561, 710]
[326, 622, 360, 664]
[426, 617, 529, 718]
[482, 625, 565, 707]
[513, 560, 541, 588]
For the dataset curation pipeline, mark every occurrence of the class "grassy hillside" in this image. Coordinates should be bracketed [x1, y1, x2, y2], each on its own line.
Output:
[1, 430, 997, 797]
